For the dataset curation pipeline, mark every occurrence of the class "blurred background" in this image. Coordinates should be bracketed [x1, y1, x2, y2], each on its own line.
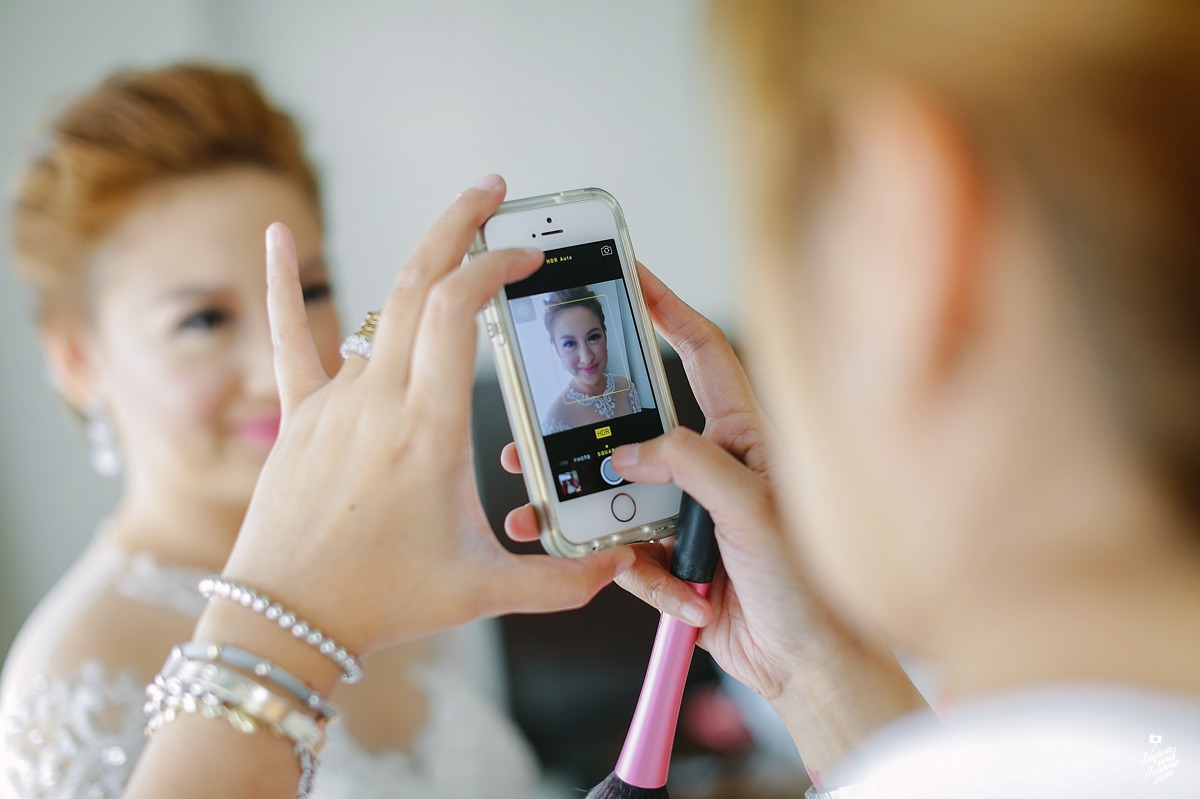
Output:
[0, 0, 735, 663]
[0, 1, 794, 794]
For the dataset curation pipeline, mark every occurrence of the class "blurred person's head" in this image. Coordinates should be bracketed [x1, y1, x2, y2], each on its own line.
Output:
[712, 1, 1200, 681]
[545, 289, 609, 386]
[8, 64, 342, 514]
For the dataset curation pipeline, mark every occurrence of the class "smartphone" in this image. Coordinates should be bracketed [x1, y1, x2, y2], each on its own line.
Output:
[472, 188, 682, 557]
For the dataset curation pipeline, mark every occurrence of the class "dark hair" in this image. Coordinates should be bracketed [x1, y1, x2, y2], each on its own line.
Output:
[10, 62, 321, 324]
[544, 288, 606, 338]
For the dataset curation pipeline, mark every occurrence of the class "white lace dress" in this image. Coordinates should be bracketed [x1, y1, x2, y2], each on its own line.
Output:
[0, 536, 540, 799]
[542, 373, 642, 435]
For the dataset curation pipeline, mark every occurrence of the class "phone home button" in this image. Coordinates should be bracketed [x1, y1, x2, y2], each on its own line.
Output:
[610, 493, 636, 523]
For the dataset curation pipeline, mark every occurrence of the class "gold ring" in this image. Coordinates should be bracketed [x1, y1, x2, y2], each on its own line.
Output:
[357, 311, 381, 339]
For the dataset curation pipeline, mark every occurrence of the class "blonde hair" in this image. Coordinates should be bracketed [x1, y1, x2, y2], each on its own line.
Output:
[9, 62, 321, 324]
[711, 1, 1200, 515]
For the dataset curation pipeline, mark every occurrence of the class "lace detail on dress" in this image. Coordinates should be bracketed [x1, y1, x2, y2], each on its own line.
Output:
[544, 374, 642, 435]
[1, 539, 538, 798]
[113, 553, 208, 617]
[2, 662, 145, 799]
[543, 417, 571, 435]
[564, 373, 619, 419]
[1, 659, 539, 799]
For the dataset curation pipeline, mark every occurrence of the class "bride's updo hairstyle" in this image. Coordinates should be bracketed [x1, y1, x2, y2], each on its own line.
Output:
[9, 63, 321, 326]
[712, 0, 1200, 518]
[544, 288, 606, 338]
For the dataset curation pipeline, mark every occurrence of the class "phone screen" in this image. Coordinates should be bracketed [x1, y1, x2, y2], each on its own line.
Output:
[505, 239, 665, 502]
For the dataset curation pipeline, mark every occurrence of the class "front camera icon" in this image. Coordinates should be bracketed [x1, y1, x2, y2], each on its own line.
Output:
[600, 245, 614, 256]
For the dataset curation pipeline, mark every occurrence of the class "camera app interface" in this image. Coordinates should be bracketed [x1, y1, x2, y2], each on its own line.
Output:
[506, 239, 664, 501]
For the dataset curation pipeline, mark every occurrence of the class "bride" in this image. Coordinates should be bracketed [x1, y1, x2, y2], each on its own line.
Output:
[540, 288, 641, 435]
[0, 63, 538, 799]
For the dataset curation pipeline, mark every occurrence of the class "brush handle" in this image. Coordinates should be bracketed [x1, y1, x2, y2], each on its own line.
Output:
[670, 493, 719, 583]
[613, 580, 712, 789]
[612, 493, 719, 790]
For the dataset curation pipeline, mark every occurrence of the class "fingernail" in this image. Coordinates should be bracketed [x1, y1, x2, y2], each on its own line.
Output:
[612, 443, 639, 469]
[522, 247, 544, 259]
[472, 173, 504, 193]
[266, 223, 291, 255]
[681, 601, 706, 626]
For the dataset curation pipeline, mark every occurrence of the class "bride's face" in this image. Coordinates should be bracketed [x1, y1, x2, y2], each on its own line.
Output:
[550, 306, 608, 383]
[78, 168, 341, 507]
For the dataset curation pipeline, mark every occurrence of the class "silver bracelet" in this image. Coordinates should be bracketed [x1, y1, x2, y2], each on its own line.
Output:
[145, 661, 321, 798]
[144, 698, 318, 799]
[198, 577, 363, 684]
[167, 642, 338, 723]
[148, 659, 326, 754]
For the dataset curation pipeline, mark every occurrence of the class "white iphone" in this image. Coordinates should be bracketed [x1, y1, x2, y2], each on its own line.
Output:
[472, 188, 682, 557]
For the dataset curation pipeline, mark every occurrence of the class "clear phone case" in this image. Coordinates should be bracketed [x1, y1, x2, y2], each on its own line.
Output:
[470, 188, 680, 557]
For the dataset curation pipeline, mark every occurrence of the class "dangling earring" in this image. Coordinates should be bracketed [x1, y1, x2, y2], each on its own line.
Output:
[85, 401, 121, 477]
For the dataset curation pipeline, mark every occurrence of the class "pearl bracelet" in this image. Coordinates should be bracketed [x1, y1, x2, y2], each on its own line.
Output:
[198, 577, 363, 684]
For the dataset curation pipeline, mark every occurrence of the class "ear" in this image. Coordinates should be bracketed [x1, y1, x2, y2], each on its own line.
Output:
[41, 322, 101, 412]
[819, 84, 985, 398]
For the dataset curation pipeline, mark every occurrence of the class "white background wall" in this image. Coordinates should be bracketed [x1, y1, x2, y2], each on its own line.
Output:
[0, 1, 737, 658]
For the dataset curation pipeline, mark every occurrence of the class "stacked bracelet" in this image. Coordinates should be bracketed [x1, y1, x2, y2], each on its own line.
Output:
[165, 642, 338, 723]
[145, 658, 323, 799]
[148, 659, 326, 753]
[198, 577, 364, 684]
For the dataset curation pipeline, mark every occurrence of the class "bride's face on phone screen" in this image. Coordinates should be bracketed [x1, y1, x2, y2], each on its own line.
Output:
[78, 167, 342, 507]
[550, 306, 608, 384]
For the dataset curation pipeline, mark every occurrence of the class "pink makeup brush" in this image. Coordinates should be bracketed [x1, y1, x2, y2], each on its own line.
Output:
[586, 493, 719, 799]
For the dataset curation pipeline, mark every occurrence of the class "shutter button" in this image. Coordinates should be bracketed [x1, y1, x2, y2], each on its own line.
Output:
[600, 455, 623, 486]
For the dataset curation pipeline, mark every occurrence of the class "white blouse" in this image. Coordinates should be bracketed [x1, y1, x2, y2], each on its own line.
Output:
[829, 683, 1200, 798]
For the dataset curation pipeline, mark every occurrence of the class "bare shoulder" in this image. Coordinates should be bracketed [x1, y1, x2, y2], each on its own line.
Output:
[3, 560, 195, 694]
[44, 591, 190, 681]
[612, 374, 632, 391]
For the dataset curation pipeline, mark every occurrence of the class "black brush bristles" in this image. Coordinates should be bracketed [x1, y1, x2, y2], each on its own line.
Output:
[584, 771, 669, 799]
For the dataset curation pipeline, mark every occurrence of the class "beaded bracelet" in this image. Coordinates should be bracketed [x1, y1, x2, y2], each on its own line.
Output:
[145, 660, 321, 798]
[166, 642, 338, 723]
[198, 577, 364, 684]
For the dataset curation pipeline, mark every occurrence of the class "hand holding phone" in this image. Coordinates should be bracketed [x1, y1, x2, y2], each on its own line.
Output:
[472, 189, 682, 556]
